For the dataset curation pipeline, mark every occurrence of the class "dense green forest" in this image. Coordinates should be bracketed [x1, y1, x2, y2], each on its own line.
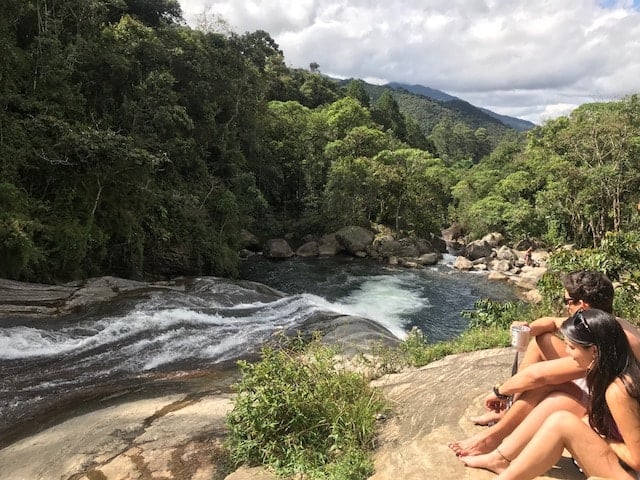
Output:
[1, 0, 639, 284]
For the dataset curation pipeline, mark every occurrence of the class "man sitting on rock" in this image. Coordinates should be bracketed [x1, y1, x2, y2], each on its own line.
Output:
[449, 270, 640, 457]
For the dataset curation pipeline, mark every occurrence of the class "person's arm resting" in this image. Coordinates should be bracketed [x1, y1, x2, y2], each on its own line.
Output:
[496, 357, 585, 395]
[525, 316, 564, 337]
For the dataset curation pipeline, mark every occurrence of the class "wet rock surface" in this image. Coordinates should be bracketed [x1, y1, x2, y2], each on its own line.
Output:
[0, 349, 584, 480]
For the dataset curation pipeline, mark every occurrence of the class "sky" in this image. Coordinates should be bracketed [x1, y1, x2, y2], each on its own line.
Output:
[177, 0, 640, 125]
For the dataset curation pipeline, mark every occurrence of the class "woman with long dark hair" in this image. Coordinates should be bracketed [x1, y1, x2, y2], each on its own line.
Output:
[462, 308, 640, 479]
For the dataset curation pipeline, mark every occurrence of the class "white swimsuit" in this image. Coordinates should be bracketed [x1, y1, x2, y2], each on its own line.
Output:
[572, 377, 589, 404]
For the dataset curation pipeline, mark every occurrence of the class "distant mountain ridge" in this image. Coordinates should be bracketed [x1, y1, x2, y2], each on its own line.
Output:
[386, 82, 457, 102]
[386, 81, 536, 132]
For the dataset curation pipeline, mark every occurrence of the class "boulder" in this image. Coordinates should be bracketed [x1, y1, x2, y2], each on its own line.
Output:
[515, 266, 548, 290]
[263, 239, 294, 259]
[372, 235, 403, 258]
[240, 230, 261, 252]
[417, 253, 440, 266]
[488, 259, 512, 272]
[481, 232, 505, 248]
[464, 240, 492, 261]
[414, 238, 434, 255]
[397, 245, 420, 258]
[495, 245, 518, 262]
[429, 234, 448, 253]
[296, 241, 319, 257]
[335, 226, 375, 256]
[318, 233, 344, 256]
[441, 222, 464, 243]
[453, 256, 473, 270]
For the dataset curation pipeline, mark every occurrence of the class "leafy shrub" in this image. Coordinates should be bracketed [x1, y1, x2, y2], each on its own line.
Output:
[225, 340, 387, 479]
[461, 298, 532, 330]
[378, 323, 511, 370]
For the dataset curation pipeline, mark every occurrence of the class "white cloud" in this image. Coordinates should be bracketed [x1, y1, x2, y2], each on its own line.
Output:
[178, 0, 640, 125]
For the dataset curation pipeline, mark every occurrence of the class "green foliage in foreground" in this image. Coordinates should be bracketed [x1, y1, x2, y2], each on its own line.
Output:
[224, 326, 511, 479]
[226, 340, 387, 479]
[376, 323, 511, 371]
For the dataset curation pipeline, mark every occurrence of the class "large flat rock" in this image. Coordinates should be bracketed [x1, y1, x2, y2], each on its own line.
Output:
[370, 348, 584, 480]
[0, 348, 585, 480]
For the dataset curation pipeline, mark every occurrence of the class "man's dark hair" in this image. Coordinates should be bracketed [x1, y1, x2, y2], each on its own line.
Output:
[562, 271, 614, 313]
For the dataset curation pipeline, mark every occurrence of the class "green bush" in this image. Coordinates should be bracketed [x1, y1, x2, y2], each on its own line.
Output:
[225, 340, 387, 479]
[461, 298, 532, 330]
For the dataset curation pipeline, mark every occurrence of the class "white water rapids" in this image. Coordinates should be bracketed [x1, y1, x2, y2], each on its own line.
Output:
[0, 257, 517, 443]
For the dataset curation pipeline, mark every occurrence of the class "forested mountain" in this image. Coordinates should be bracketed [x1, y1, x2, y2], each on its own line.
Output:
[477, 107, 536, 132]
[1, 0, 639, 284]
[386, 82, 456, 102]
[387, 81, 536, 132]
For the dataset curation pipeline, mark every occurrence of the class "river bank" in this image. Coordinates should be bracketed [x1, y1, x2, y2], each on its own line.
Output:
[0, 258, 553, 479]
[0, 348, 583, 480]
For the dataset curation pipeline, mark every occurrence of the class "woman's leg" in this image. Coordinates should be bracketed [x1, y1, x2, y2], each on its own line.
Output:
[460, 392, 586, 473]
[518, 332, 566, 371]
[496, 411, 634, 480]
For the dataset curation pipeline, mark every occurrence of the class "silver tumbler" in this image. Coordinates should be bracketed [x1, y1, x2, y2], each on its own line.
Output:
[511, 325, 531, 352]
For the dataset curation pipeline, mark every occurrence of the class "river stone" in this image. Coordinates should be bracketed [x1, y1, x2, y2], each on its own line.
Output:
[262, 238, 294, 259]
[296, 241, 319, 257]
[418, 253, 439, 265]
[453, 256, 473, 270]
[335, 226, 375, 255]
[318, 233, 344, 255]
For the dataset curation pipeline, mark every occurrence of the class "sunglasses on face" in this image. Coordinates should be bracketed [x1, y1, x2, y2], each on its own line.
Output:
[563, 297, 577, 305]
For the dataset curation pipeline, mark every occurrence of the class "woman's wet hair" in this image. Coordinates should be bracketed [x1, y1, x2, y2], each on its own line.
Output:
[561, 308, 640, 438]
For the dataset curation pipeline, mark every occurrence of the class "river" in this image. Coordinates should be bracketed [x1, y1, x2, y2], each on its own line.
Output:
[0, 254, 517, 445]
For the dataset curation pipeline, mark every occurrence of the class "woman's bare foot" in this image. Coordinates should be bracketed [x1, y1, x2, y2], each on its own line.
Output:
[459, 450, 510, 474]
[470, 409, 505, 426]
[448, 430, 501, 456]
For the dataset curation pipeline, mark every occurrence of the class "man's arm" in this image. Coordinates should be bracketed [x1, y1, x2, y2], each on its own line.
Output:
[495, 356, 586, 396]
[513, 316, 565, 338]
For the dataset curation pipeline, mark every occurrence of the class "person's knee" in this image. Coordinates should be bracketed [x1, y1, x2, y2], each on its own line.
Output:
[537, 333, 566, 360]
[543, 410, 580, 434]
[524, 336, 543, 358]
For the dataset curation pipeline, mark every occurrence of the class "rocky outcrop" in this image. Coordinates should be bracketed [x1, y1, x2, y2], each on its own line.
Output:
[255, 226, 447, 266]
[0, 276, 184, 318]
[0, 349, 583, 480]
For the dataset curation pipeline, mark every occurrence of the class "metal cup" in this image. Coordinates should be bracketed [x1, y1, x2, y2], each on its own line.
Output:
[511, 325, 531, 352]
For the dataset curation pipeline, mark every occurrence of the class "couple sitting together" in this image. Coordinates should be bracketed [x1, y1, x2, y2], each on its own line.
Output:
[449, 270, 640, 480]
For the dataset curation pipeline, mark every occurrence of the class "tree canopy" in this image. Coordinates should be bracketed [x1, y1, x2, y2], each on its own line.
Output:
[1, 0, 639, 283]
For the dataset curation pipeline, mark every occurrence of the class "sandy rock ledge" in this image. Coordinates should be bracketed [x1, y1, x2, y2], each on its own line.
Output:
[0, 349, 584, 480]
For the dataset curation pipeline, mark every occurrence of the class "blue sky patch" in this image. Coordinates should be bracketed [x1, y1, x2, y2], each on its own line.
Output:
[599, 0, 640, 9]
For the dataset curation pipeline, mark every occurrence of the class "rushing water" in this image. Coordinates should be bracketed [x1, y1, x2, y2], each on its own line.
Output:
[239, 254, 518, 341]
[0, 255, 517, 444]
